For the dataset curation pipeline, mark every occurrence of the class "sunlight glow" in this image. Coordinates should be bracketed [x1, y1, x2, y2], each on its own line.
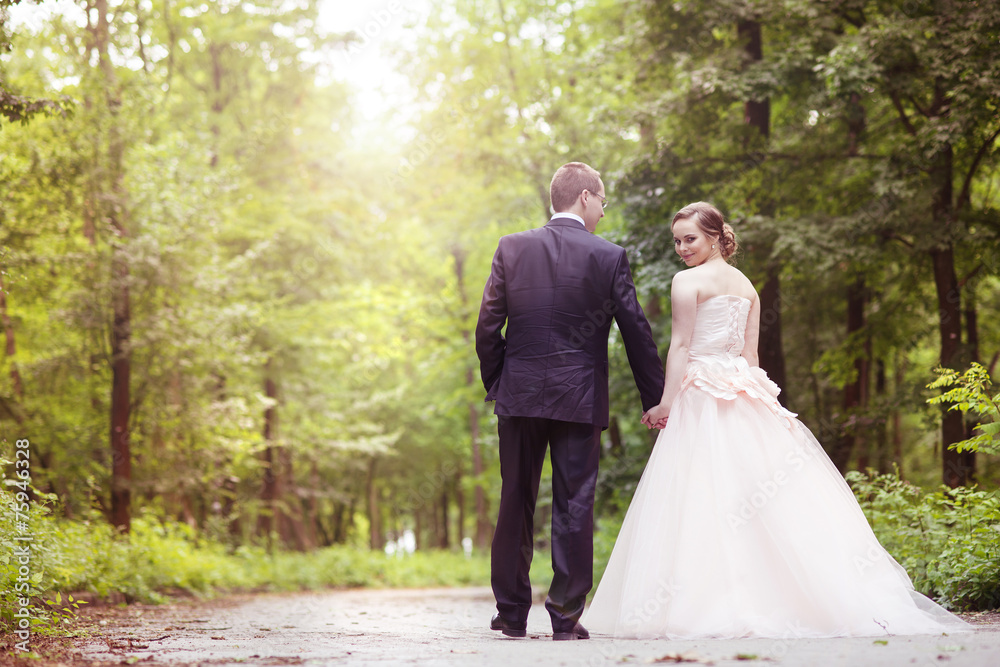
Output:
[319, 0, 431, 132]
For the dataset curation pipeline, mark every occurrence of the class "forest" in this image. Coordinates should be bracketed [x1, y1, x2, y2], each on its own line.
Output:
[2, 0, 1000, 629]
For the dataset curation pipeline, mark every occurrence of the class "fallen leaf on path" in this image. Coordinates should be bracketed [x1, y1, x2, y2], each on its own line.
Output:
[647, 652, 714, 664]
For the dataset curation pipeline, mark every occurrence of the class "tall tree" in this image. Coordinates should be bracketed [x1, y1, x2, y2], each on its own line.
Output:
[737, 10, 787, 400]
[84, 0, 133, 531]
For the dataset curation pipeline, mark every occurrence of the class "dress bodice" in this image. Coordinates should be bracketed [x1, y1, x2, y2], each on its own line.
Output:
[689, 295, 750, 362]
[681, 295, 796, 423]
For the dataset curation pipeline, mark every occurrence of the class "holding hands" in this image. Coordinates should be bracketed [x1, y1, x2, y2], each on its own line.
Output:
[641, 403, 670, 430]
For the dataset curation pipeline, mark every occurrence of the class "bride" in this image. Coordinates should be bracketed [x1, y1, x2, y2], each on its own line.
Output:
[581, 202, 970, 639]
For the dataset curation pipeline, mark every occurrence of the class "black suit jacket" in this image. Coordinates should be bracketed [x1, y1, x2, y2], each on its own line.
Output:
[475, 216, 665, 429]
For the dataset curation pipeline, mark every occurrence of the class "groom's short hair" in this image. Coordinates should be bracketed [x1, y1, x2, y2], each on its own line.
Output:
[550, 162, 601, 212]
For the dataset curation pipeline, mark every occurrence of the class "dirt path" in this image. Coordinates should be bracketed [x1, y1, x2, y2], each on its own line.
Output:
[57, 587, 1000, 666]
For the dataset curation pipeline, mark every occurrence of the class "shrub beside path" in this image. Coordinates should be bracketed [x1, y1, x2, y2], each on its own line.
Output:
[64, 587, 1000, 666]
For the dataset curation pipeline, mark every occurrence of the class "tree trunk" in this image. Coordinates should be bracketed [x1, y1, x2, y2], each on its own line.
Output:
[439, 489, 450, 549]
[929, 142, 972, 487]
[874, 359, 891, 474]
[90, 0, 132, 533]
[307, 461, 321, 549]
[367, 456, 382, 550]
[831, 277, 867, 472]
[738, 18, 787, 399]
[430, 490, 442, 547]
[455, 464, 466, 547]
[961, 287, 979, 478]
[221, 474, 241, 543]
[257, 365, 281, 545]
[109, 236, 132, 532]
[738, 18, 770, 137]
[414, 506, 423, 551]
[279, 446, 310, 551]
[933, 245, 970, 487]
[332, 500, 346, 544]
[758, 270, 787, 402]
[892, 355, 906, 477]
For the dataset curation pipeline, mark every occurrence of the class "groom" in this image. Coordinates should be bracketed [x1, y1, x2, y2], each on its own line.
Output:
[476, 162, 664, 640]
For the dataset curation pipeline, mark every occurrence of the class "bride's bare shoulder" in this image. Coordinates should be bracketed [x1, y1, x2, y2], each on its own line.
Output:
[670, 269, 703, 302]
[726, 265, 759, 302]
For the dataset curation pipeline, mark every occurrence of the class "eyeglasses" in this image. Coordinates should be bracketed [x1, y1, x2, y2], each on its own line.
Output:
[586, 190, 609, 210]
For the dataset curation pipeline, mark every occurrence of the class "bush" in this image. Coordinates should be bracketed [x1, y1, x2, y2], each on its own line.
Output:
[849, 470, 1000, 611]
[927, 362, 1000, 455]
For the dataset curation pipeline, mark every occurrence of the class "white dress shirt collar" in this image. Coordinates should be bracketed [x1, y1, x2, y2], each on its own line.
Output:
[550, 212, 585, 227]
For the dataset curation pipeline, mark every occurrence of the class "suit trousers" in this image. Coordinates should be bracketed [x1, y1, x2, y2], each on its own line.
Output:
[491, 415, 601, 633]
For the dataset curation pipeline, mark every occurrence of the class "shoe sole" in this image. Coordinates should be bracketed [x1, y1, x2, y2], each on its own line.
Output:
[552, 632, 588, 641]
[500, 628, 526, 638]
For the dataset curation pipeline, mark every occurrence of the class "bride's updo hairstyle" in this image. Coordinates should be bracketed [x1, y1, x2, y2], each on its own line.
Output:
[671, 202, 738, 262]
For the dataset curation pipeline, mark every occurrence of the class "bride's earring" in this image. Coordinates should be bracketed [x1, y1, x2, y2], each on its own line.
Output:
[712, 244, 716, 248]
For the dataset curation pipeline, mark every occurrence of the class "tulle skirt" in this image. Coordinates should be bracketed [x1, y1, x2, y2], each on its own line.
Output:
[582, 375, 971, 639]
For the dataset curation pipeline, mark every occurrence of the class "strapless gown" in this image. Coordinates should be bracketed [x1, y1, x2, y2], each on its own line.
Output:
[581, 295, 970, 638]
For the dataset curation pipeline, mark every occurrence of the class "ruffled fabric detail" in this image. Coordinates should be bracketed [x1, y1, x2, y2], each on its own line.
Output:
[681, 357, 798, 427]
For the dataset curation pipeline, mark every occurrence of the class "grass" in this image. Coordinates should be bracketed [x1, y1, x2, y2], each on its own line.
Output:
[1, 503, 496, 635]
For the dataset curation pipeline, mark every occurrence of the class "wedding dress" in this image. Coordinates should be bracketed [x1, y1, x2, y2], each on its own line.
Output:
[582, 295, 970, 639]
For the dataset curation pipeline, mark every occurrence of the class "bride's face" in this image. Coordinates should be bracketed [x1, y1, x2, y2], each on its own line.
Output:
[672, 216, 717, 266]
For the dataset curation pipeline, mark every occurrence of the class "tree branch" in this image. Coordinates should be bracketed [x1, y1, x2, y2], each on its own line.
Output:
[0, 89, 71, 125]
[889, 92, 918, 135]
[958, 262, 986, 290]
[882, 231, 915, 249]
[905, 94, 934, 118]
[956, 124, 1000, 212]
[833, 8, 865, 29]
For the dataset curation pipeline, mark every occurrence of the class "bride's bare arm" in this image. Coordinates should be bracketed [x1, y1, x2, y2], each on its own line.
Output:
[741, 296, 761, 367]
[642, 274, 698, 427]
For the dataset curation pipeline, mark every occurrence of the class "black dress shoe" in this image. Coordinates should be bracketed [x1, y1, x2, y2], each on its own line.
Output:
[490, 613, 526, 638]
[552, 622, 589, 641]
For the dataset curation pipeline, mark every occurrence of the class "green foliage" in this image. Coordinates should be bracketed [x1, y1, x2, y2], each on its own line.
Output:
[928, 364, 1000, 455]
[1, 457, 76, 634]
[1, 482, 492, 635]
[2, 0, 1000, 580]
[42, 591, 88, 626]
[848, 470, 1000, 611]
[591, 512, 625, 592]
[44, 515, 493, 603]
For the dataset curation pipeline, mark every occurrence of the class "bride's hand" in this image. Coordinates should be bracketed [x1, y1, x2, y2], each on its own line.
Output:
[641, 403, 670, 429]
